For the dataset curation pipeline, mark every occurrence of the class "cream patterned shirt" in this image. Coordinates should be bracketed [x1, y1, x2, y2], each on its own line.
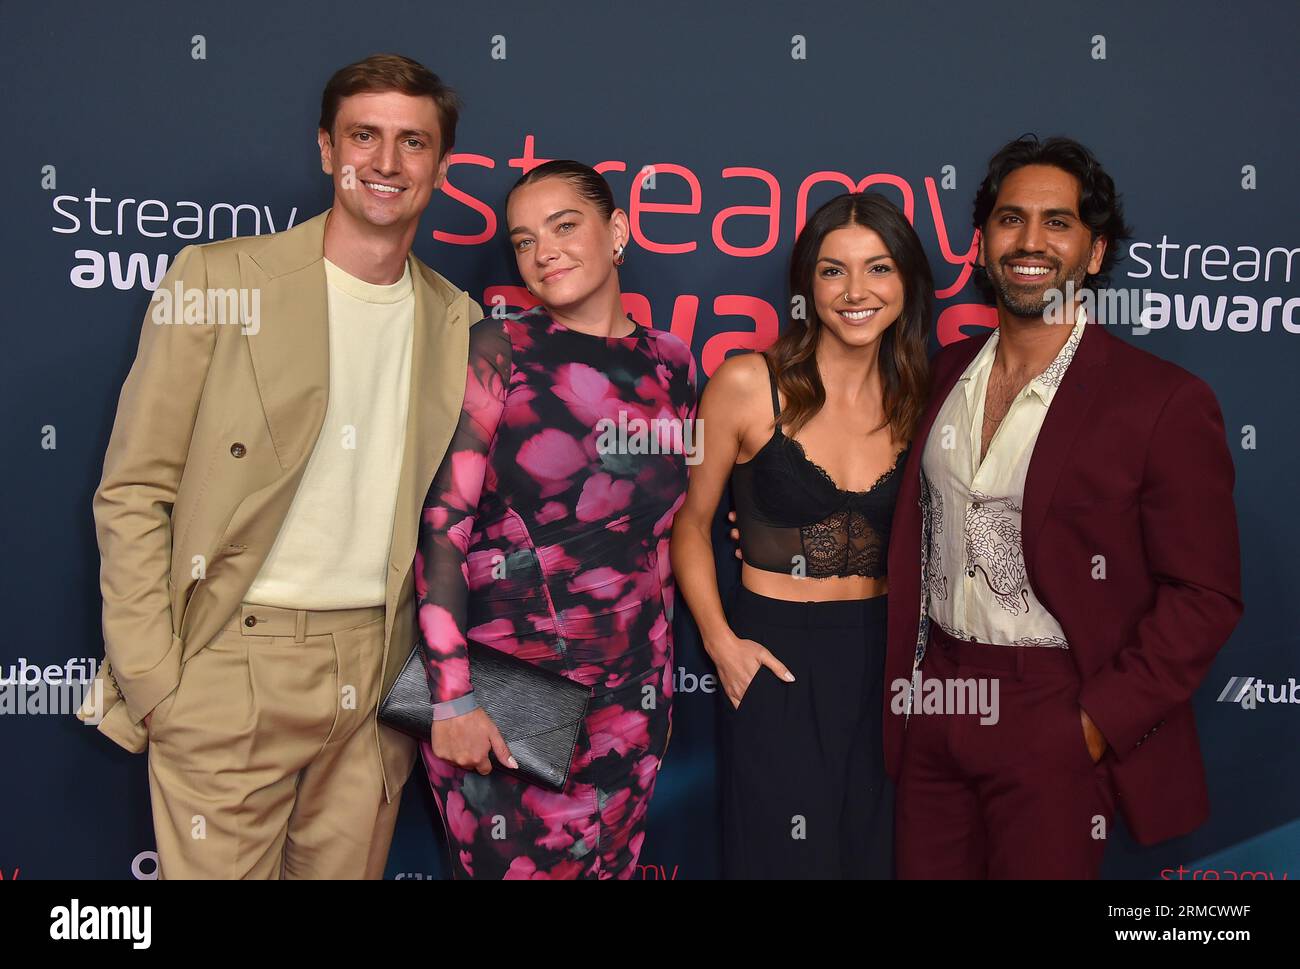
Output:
[919, 308, 1087, 649]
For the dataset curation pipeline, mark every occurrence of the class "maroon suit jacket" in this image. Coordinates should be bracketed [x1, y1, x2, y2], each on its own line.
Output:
[884, 321, 1243, 846]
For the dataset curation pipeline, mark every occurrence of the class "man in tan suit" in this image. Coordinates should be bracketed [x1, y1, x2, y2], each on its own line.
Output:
[76, 54, 483, 879]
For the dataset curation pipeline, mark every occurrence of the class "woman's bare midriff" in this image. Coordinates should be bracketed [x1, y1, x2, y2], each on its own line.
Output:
[741, 562, 888, 602]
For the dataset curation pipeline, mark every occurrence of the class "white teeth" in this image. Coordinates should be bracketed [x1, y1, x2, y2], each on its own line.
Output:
[841, 309, 878, 321]
[1011, 265, 1050, 275]
[364, 182, 402, 194]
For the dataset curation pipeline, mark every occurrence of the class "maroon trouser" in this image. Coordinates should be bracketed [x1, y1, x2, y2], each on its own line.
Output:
[895, 624, 1117, 879]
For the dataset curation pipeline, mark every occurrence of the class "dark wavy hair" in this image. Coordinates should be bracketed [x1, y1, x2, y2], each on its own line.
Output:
[971, 134, 1132, 300]
[506, 159, 616, 219]
[766, 193, 932, 443]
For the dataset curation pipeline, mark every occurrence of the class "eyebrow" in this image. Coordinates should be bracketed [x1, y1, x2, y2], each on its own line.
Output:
[993, 204, 1080, 220]
[817, 254, 893, 267]
[508, 208, 582, 237]
[348, 123, 434, 140]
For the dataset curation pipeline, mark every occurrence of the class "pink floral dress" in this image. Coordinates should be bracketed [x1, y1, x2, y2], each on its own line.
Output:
[416, 306, 697, 879]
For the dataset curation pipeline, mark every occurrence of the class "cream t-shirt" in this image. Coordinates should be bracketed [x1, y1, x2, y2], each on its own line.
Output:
[244, 257, 415, 609]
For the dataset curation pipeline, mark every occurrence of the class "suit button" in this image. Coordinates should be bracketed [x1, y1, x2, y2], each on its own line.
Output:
[244, 616, 257, 628]
[230, 442, 247, 458]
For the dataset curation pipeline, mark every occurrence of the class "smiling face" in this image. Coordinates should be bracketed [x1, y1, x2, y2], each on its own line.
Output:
[507, 176, 629, 312]
[317, 90, 448, 233]
[811, 224, 906, 349]
[979, 163, 1106, 319]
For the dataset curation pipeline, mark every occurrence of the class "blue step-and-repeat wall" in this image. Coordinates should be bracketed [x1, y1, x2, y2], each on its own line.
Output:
[1, 0, 1296, 879]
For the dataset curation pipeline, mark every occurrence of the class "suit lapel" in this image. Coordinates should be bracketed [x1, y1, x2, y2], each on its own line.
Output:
[1021, 322, 1109, 584]
[239, 211, 331, 472]
[902, 335, 990, 512]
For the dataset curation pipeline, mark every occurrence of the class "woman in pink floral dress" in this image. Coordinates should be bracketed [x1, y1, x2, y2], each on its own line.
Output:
[416, 161, 697, 879]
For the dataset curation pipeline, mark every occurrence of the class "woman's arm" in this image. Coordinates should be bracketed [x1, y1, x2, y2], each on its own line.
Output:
[669, 354, 794, 707]
[415, 317, 517, 772]
[654, 338, 700, 630]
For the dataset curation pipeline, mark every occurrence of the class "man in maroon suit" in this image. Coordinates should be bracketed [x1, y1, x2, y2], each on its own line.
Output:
[885, 135, 1243, 878]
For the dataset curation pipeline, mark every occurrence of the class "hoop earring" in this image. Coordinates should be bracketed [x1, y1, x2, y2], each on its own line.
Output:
[614, 243, 626, 267]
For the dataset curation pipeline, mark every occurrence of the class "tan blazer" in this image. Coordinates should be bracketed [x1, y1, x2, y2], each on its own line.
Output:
[77, 209, 483, 802]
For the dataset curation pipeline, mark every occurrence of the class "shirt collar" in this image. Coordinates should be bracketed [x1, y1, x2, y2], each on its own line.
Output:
[958, 304, 1087, 406]
[1026, 305, 1087, 403]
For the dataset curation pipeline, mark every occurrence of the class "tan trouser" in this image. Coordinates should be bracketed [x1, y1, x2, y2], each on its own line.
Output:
[146, 602, 400, 879]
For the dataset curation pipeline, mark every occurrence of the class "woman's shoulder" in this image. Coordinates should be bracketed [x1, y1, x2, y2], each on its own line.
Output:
[467, 312, 512, 342]
[479, 303, 548, 344]
[707, 350, 770, 396]
[466, 313, 516, 373]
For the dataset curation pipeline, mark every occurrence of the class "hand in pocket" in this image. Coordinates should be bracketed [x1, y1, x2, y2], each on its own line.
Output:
[710, 634, 794, 710]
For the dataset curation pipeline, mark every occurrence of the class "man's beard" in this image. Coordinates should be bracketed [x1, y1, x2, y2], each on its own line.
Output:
[988, 256, 1090, 319]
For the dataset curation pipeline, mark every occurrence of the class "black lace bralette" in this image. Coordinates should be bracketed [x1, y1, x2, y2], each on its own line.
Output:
[730, 356, 908, 579]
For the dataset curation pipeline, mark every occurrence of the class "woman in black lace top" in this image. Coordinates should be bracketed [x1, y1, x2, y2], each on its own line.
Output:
[671, 193, 932, 879]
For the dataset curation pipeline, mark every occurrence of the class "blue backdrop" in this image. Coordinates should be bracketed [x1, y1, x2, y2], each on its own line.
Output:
[1, 0, 1296, 879]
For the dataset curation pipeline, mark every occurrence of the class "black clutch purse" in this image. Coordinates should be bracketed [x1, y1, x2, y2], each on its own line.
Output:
[379, 640, 591, 791]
